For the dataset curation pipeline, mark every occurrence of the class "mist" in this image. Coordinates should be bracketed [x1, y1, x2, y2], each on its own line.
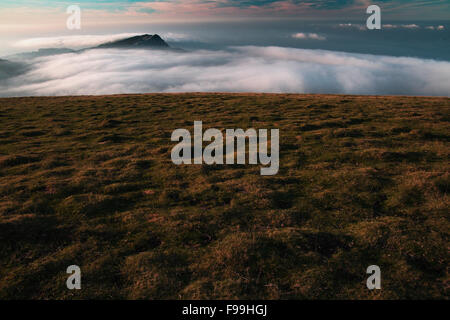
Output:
[1, 46, 449, 97]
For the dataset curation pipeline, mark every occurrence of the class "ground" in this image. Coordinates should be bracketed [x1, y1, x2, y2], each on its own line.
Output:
[0, 93, 448, 299]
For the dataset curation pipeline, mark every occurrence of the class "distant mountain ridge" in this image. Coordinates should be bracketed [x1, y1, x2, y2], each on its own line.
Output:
[0, 59, 28, 80]
[3, 34, 174, 61]
[5, 48, 76, 60]
[95, 34, 170, 49]
[1, 34, 182, 70]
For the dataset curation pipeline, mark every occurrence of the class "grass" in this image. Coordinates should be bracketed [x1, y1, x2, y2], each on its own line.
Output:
[0, 93, 448, 299]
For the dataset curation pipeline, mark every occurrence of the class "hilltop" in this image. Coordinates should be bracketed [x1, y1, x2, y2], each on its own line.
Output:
[95, 34, 170, 49]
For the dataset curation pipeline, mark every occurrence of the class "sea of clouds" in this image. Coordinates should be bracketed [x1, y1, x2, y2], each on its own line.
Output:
[1, 46, 449, 97]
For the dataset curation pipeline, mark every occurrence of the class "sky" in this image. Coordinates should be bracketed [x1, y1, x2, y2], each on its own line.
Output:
[1, 1, 449, 32]
[0, 0, 449, 56]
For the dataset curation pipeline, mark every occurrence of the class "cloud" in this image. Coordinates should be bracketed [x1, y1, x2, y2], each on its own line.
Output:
[383, 24, 445, 30]
[338, 23, 447, 31]
[1, 46, 449, 97]
[292, 33, 326, 40]
[387, 24, 446, 30]
[382, 24, 420, 29]
[401, 24, 420, 29]
[337, 23, 366, 31]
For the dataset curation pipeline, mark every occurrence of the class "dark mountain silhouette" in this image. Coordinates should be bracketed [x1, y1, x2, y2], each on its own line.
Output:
[5, 48, 76, 60]
[95, 34, 170, 49]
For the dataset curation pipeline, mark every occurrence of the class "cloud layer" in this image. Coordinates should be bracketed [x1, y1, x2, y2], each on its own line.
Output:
[1, 46, 449, 97]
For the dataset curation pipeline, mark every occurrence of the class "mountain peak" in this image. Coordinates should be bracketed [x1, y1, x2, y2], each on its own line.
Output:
[96, 34, 170, 49]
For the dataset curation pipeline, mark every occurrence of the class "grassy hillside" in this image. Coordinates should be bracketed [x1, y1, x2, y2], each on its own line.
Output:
[0, 93, 448, 299]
